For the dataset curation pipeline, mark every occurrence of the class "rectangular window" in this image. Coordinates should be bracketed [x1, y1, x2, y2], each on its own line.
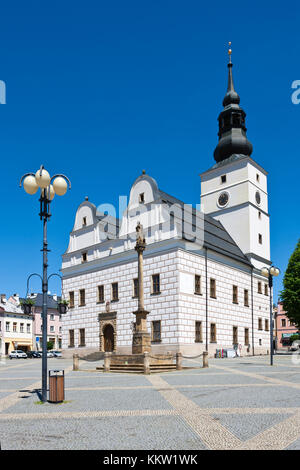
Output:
[50, 314, 54, 321]
[264, 283, 268, 296]
[258, 318, 263, 330]
[210, 323, 216, 343]
[6, 322, 10, 332]
[79, 289, 85, 306]
[20, 323, 24, 333]
[69, 291, 75, 308]
[245, 328, 249, 346]
[13, 322, 17, 332]
[233, 326, 238, 344]
[139, 193, 145, 203]
[258, 282, 262, 294]
[265, 319, 269, 331]
[82, 217, 87, 227]
[27, 324, 31, 333]
[50, 325, 54, 333]
[232, 285, 238, 304]
[133, 278, 138, 298]
[152, 274, 160, 294]
[79, 328, 85, 346]
[152, 321, 161, 343]
[195, 275, 202, 295]
[69, 329, 74, 347]
[244, 289, 249, 307]
[195, 321, 202, 343]
[111, 283, 119, 301]
[256, 173, 260, 183]
[281, 319, 286, 327]
[97, 285, 104, 303]
[221, 175, 226, 183]
[258, 233, 262, 244]
[81, 252, 87, 263]
[210, 279, 216, 298]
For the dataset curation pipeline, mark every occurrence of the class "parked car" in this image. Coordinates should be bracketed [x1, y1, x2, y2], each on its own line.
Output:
[47, 351, 54, 358]
[9, 350, 28, 359]
[27, 351, 42, 358]
[51, 351, 62, 358]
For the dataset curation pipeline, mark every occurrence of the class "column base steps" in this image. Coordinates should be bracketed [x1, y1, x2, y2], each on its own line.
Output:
[96, 363, 177, 374]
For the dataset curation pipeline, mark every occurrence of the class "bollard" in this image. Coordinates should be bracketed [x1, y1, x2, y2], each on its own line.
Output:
[73, 354, 79, 371]
[104, 352, 112, 372]
[143, 351, 150, 375]
[203, 351, 209, 368]
[176, 352, 182, 370]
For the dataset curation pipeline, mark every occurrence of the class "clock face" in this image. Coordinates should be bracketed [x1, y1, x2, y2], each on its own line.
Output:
[218, 191, 229, 207]
[255, 191, 261, 205]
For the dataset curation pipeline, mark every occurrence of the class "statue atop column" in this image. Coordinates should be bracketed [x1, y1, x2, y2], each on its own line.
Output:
[132, 222, 151, 354]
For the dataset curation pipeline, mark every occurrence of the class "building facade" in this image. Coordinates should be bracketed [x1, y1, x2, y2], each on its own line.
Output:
[0, 295, 33, 355]
[61, 54, 273, 358]
[9, 293, 62, 351]
[275, 301, 299, 349]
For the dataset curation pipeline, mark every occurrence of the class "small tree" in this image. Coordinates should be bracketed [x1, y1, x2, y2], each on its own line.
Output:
[47, 341, 54, 351]
[280, 239, 300, 329]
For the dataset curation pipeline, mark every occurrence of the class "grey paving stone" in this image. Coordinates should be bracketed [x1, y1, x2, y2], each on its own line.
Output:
[162, 374, 266, 386]
[212, 413, 292, 441]
[0, 415, 207, 450]
[285, 437, 300, 450]
[179, 385, 300, 409]
[4, 388, 172, 414]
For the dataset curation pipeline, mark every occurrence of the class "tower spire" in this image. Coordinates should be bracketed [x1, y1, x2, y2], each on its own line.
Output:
[214, 43, 253, 163]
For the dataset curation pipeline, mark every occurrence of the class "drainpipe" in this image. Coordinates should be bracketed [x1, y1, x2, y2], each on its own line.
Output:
[205, 247, 208, 352]
[251, 267, 254, 356]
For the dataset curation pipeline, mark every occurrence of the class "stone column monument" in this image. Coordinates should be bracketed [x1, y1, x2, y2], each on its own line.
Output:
[132, 222, 151, 354]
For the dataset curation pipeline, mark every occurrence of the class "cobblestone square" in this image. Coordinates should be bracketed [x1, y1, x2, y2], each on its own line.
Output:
[1, 355, 300, 450]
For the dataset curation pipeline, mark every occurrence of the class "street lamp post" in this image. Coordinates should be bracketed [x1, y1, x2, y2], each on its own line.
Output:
[261, 266, 280, 366]
[20, 165, 71, 402]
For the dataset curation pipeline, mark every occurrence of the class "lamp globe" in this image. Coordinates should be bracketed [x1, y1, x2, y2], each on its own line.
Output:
[261, 267, 269, 277]
[35, 168, 50, 188]
[48, 184, 55, 201]
[23, 175, 39, 195]
[53, 176, 68, 196]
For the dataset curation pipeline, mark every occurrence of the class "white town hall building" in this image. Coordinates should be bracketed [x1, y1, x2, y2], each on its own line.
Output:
[61, 56, 272, 357]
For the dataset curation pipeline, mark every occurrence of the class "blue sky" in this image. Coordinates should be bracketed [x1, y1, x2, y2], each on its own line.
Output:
[0, 0, 299, 300]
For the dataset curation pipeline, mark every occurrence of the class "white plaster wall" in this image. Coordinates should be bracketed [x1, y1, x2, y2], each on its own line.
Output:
[176, 250, 270, 355]
[62, 250, 180, 352]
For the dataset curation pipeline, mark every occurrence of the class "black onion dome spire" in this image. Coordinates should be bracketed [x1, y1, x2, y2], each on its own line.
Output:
[214, 43, 253, 163]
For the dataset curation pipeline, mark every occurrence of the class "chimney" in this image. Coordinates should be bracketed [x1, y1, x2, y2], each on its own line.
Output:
[1, 294, 6, 303]
[13, 293, 20, 304]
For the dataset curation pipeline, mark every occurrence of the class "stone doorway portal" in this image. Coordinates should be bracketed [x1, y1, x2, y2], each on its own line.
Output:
[103, 324, 114, 352]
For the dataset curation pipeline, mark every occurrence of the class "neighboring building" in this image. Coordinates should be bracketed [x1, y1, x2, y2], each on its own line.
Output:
[0, 294, 33, 355]
[10, 293, 62, 350]
[275, 301, 299, 349]
[61, 54, 273, 358]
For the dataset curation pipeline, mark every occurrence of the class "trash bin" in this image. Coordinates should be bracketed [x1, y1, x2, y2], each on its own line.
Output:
[49, 370, 64, 403]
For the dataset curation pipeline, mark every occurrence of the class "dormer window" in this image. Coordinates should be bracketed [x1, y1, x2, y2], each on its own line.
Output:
[82, 252, 87, 263]
[221, 175, 226, 184]
[139, 193, 145, 204]
[82, 217, 87, 227]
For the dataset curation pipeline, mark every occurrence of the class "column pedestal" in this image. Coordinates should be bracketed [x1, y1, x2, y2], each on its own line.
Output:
[132, 308, 151, 354]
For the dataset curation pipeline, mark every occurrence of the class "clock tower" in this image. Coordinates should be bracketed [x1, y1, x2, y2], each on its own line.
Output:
[200, 45, 271, 270]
